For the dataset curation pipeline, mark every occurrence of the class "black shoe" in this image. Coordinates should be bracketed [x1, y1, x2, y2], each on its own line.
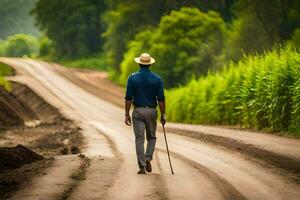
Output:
[137, 168, 146, 174]
[146, 161, 152, 172]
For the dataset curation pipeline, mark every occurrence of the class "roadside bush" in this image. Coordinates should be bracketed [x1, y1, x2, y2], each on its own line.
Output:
[5, 34, 38, 57]
[166, 47, 300, 135]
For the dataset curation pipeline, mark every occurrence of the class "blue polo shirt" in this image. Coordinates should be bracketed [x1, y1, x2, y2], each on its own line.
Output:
[125, 67, 165, 107]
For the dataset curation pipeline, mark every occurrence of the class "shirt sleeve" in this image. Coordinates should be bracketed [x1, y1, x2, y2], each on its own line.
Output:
[125, 75, 134, 101]
[157, 78, 165, 102]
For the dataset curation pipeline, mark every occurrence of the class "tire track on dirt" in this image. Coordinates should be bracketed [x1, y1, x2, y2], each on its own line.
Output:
[7, 155, 83, 200]
[58, 155, 91, 200]
[156, 149, 247, 200]
[60, 125, 122, 200]
[92, 122, 170, 200]
[162, 132, 300, 200]
[163, 127, 300, 183]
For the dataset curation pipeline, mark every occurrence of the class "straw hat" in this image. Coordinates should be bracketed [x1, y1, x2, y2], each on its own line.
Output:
[134, 53, 155, 65]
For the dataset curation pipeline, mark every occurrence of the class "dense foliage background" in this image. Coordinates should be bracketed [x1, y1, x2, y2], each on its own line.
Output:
[32, 0, 106, 58]
[120, 8, 226, 88]
[0, 0, 299, 134]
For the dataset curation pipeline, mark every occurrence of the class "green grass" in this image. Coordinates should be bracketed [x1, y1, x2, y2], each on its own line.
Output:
[0, 62, 13, 90]
[166, 47, 300, 135]
[0, 62, 14, 76]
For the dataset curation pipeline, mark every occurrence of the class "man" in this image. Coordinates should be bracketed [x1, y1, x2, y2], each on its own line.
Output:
[124, 53, 166, 174]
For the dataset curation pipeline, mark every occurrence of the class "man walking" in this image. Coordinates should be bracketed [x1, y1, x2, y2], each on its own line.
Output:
[124, 53, 166, 174]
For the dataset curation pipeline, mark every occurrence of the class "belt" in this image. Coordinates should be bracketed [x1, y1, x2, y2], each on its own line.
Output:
[135, 105, 156, 108]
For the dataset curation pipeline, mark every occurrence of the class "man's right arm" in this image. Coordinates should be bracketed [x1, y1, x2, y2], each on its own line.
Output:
[125, 75, 133, 126]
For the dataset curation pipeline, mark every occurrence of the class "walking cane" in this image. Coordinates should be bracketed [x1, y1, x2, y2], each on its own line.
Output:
[162, 124, 174, 174]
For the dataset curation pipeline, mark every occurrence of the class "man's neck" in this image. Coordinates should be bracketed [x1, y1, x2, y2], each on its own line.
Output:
[140, 67, 150, 71]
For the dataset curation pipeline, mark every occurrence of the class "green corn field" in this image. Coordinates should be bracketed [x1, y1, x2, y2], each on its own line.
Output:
[166, 47, 300, 135]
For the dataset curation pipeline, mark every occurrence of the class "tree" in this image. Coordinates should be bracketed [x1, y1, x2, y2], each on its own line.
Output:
[5, 34, 38, 57]
[224, 17, 273, 62]
[120, 7, 226, 88]
[32, 0, 107, 58]
[102, 0, 237, 72]
[102, 0, 169, 72]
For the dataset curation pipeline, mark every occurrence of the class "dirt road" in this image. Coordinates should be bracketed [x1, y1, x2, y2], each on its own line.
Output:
[1, 58, 300, 200]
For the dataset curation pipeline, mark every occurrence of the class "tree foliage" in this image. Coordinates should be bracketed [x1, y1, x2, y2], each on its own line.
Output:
[3, 34, 38, 57]
[102, 0, 237, 71]
[120, 7, 225, 88]
[38, 36, 54, 57]
[225, 0, 300, 61]
[30, 0, 300, 74]
[32, 0, 107, 58]
[31, 0, 300, 80]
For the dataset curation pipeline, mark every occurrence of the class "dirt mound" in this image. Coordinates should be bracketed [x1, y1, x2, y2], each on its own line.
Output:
[0, 145, 43, 173]
[0, 158, 52, 199]
[0, 82, 62, 130]
[0, 86, 32, 129]
[11, 82, 61, 123]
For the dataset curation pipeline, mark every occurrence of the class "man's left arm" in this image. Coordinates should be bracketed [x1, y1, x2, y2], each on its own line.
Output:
[157, 78, 166, 125]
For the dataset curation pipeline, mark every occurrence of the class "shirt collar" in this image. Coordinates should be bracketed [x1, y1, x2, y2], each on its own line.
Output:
[139, 67, 150, 72]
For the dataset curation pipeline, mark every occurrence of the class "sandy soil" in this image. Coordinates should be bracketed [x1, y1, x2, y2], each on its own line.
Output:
[0, 69, 83, 199]
[0, 57, 299, 200]
[0, 158, 53, 199]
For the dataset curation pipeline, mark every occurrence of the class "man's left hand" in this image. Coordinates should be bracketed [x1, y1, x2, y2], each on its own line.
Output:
[125, 115, 132, 126]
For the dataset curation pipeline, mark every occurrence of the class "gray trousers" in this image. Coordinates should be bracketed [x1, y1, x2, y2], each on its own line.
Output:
[132, 107, 157, 169]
